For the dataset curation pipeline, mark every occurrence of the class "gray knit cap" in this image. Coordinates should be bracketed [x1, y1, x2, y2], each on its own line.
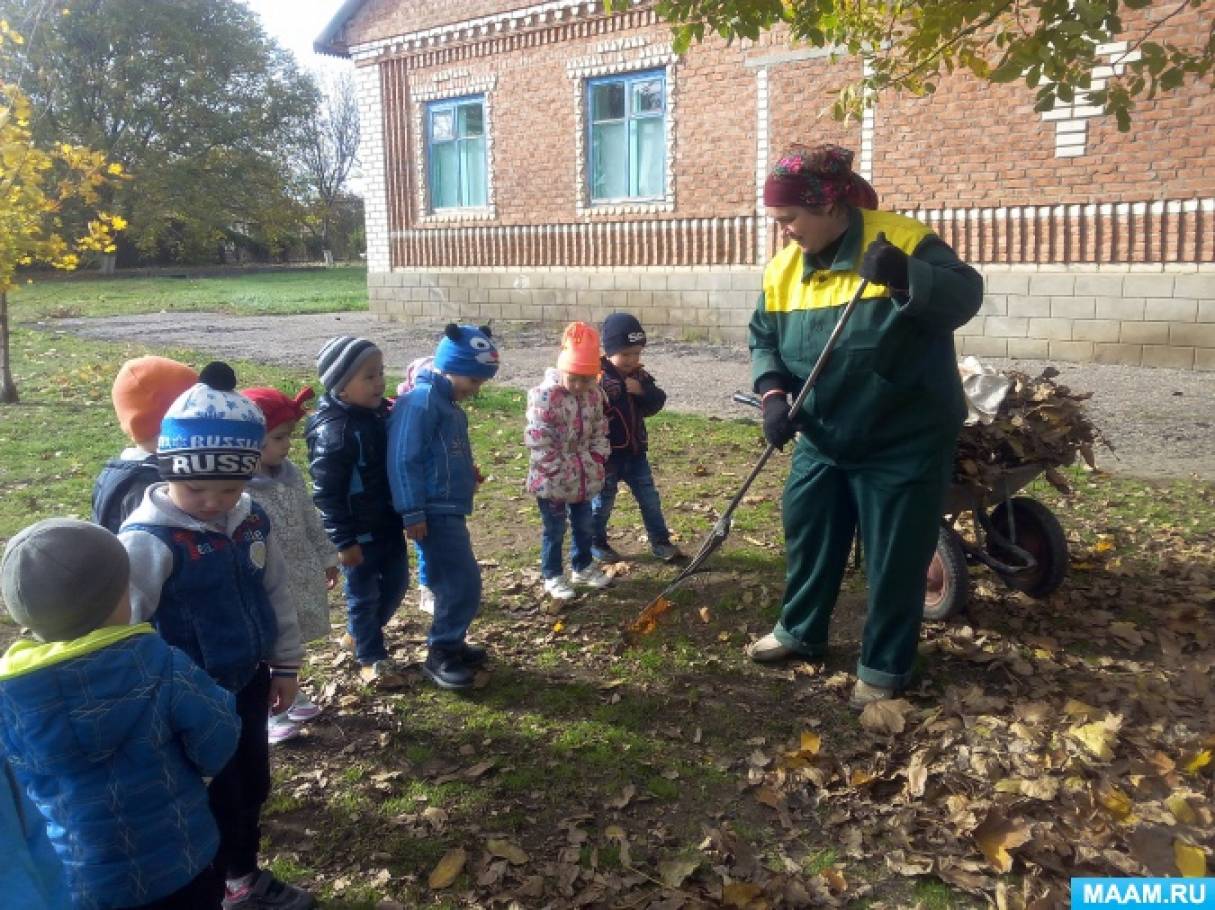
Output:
[317, 336, 380, 394]
[1, 518, 130, 642]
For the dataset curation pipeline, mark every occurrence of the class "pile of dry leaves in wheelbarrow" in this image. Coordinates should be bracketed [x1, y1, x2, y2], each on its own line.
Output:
[955, 365, 1107, 494]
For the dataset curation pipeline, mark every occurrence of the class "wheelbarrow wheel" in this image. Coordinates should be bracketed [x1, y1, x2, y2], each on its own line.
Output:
[924, 526, 968, 621]
[990, 496, 1068, 598]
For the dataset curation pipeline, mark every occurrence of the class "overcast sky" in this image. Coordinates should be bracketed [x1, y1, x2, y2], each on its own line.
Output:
[243, 0, 352, 76]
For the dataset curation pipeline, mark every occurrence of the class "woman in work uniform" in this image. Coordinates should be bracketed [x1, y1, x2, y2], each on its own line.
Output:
[746, 144, 983, 708]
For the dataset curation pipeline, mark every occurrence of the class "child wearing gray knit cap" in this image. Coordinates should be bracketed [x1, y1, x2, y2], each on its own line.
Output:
[0, 518, 240, 909]
[306, 336, 408, 690]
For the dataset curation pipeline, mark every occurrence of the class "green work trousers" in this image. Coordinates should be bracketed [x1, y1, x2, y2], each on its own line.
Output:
[772, 437, 953, 689]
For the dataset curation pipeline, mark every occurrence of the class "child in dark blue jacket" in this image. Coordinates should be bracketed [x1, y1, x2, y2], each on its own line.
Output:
[0, 759, 68, 908]
[592, 313, 682, 563]
[0, 518, 239, 910]
[306, 336, 407, 689]
[388, 324, 499, 691]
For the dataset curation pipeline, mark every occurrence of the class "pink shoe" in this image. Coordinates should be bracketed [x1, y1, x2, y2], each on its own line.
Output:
[268, 714, 302, 745]
[286, 694, 321, 723]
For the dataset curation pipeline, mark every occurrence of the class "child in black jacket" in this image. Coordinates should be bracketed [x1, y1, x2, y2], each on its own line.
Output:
[591, 314, 683, 564]
[306, 336, 407, 688]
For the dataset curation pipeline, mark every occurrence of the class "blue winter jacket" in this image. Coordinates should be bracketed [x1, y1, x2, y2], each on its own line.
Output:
[0, 626, 240, 910]
[386, 369, 477, 527]
[1, 760, 69, 908]
[91, 454, 159, 533]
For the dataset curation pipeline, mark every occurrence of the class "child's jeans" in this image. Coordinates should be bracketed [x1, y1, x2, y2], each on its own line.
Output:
[342, 533, 408, 665]
[538, 498, 593, 578]
[208, 664, 271, 882]
[592, 453, 671, 547]
[417, 515, 481, 653]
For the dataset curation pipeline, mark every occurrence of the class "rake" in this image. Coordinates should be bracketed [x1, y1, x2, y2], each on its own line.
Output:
[624, 277, 870, 642]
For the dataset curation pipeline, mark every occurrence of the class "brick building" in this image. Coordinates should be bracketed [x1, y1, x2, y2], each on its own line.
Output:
[317, 0, 1215, 370]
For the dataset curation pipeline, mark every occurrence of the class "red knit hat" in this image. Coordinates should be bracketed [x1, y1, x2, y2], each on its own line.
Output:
[241, 386, 315, 432]
[111, 356, 199, 443]
[762, 144, 879, 210]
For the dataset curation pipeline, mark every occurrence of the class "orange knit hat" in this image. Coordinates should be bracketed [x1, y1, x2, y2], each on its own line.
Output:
[556, 322, 601, 376]
[111, 356, 198, 443]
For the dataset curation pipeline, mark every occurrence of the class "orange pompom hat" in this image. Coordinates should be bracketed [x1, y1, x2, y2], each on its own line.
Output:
[556, 322, 601, 377]
[111, 356, 198, 443]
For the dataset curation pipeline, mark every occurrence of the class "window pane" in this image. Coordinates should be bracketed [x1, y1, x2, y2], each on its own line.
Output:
[458, 103, 483, 137]
[431, 109, 454, 142]
[590, 121, 628, 199]
[590, 81, 625, 122]
[431, 141, 458, 208]
[633, 79, 664, 114]
[631, 116, 664, 198]
[459, 137, 487, 207]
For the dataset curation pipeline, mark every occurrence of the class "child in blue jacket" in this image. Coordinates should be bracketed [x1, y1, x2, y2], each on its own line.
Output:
[388, 324, 499, 691]
[0, 518, 239, 910]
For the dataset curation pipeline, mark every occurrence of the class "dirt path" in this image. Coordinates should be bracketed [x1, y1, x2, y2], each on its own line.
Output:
[53, 311, 1215, 479]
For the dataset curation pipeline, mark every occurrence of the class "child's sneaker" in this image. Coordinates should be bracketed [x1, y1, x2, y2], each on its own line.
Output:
[591, 541, 623, 563]
[544, 576, 576, 600]
[267, 713, 302, 746]
[459, 642, 488, 668]
[286, 692, 322, 723]
[418, 585, 435, 615]
[358, 660, 408, 690]
[651, 543, 684, 562]
[222, 870, 315, 909]
[571, 565, 613, 588]
[422, 650, 475, 690]
[849, 679, 896, 709]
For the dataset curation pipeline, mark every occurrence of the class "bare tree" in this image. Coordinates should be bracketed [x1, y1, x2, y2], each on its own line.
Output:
[296, 71, 360, 263]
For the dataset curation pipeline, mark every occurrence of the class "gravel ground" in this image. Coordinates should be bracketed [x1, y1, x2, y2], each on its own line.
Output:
[51, 311, 1215, 480]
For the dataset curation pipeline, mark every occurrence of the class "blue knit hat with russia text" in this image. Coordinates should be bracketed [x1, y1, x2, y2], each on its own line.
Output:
[157, 362, 266, 480]
[434, 323, 500, 379]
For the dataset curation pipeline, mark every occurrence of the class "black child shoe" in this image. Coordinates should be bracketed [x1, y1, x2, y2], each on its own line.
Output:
[423, 649, 475, 690]
[459, 642, 488, 669]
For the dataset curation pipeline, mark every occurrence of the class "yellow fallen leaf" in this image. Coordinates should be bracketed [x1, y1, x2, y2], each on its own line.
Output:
[1094, 534, 1115, 553]
[1094, 781, 1134, 821]
[658, 856, 700, 888]
[604, 824, 626, 841]
[1181, 749, 1211, 774]
[973, 811, 1031, 873]
[697, 606, 711, 623]
[1174, 839, 1208, 877]
[428, 847, 467, 889]
[1063, 699, 1102, 720]
[799, 730, 822, 756]
[1166, 794, 1198, 825]
[848, 769, 875, 788]
[552, 621, 565, 633]
[1069, 719, 1119, 761]
[487, 838, 529, 865]
[723, 881, 764, 907]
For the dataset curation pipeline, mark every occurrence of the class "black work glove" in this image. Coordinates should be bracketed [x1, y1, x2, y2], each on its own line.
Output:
[761, 394, 797, 449]
[859, 231, 909, 293]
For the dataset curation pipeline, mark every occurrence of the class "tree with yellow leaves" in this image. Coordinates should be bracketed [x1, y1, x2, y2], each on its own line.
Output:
[0, 19, 124, 403]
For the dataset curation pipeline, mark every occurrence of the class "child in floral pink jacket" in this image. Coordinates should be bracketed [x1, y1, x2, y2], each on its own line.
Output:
[525, 323, 613, 600]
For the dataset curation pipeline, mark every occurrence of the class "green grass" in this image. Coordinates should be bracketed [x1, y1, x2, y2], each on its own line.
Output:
[0, 279, 1211, 908]
[6, 265, 368, 321]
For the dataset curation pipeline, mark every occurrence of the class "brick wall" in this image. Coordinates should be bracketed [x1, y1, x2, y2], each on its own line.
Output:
[347, 1, 1215, 370]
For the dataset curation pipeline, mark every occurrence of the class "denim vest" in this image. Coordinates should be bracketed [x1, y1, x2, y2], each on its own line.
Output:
[124, 505, 277, 692]
[91, 456, 160, 533]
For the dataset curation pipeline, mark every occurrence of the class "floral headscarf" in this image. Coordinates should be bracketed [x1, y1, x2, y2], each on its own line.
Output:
[762, 144, 879, 210]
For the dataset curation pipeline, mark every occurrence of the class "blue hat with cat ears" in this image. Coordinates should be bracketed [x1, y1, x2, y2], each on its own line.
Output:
[433, 324, 500, 379]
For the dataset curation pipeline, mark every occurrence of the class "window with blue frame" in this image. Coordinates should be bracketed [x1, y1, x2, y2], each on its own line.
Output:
[426, 95, 487, 210]
[587, 70, 666, 203]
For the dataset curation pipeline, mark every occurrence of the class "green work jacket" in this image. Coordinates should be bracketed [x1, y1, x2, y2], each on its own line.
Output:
[749, 207, 984, 467]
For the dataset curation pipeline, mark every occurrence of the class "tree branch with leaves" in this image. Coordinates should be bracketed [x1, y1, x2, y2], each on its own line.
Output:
[611, 0, 1214, 130]
[0, 19, 125, 402]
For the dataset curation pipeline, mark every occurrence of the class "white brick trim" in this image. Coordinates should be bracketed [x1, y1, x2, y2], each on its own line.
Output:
[754, 66, 770, 263]
[354, 65, 390, 273]
[1039, 44, 1141, 157]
